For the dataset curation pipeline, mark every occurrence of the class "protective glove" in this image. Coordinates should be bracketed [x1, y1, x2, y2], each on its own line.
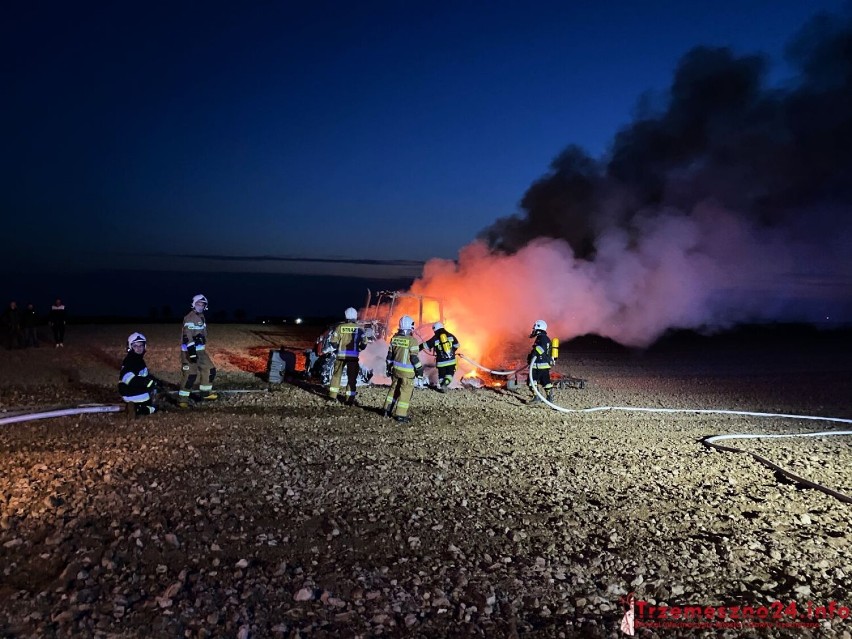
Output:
[386, 363, 393, 377]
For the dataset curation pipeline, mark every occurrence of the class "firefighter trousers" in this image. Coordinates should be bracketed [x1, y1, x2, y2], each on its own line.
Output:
[180, 350, 216, 396]
[436, 363, 456, 387]
[384, 375, 415, 417]
[530, 367, 553, 399]
[329, 358, 359, 400]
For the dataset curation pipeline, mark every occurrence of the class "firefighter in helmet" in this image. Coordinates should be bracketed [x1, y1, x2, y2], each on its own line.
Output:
[328, 307, 369, 405]
[383, 315, 424, 423]
[528, 319, 555, 403]
[178, 294, 217, 408]
[420, 321, 460, 392]
[119, 332, 163, 418]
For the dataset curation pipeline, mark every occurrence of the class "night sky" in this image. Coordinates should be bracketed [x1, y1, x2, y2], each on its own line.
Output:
[3, 1, 850, 322]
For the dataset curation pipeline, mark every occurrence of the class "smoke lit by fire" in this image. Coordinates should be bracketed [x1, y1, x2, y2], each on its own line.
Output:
[409, 10, 852, 358]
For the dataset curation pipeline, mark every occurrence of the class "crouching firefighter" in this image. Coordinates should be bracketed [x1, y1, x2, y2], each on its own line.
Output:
[420, 321, 459, 392]
[179, 294, 217, 408]
[383, 315, 424, 423]
[119, 332, 163, 418]
[328, 306, 369, 405]
[528, 319, 555, 403]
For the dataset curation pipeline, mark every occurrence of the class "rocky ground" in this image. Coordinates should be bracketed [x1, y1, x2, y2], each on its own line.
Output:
[0, 324, 850, 639]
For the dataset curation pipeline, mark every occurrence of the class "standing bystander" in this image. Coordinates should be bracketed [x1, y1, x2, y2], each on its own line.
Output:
[49, 298, 67, 347]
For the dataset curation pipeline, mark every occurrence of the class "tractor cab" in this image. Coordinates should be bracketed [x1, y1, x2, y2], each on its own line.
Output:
[362, 289, 445, 341]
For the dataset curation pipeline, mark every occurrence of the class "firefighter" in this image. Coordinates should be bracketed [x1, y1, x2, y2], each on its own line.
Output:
[328, 307, 369, 405]
[420, 321, 459, 392]
[178, 294, 217, 408]
[383, 315, 424, 423]
[528, 319, 555, 403]
[119, 332, 163, 418]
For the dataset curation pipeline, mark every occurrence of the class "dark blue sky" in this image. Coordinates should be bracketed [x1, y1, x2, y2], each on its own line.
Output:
[2, 1, 849, 317]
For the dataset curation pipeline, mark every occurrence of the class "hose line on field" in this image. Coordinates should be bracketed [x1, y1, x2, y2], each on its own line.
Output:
[527, 381, 852, 503]
[458, 353, 528, 376]
[0, 404, 122, 426]
[0, 390, 268, 426]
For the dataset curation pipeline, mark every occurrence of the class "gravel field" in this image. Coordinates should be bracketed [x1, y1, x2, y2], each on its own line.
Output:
[0, 324, 850, 639]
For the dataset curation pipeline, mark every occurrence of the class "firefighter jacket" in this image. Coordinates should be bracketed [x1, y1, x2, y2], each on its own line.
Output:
[529, 332, 553, 369]
[118, 351, 155, 400]
[421, 328, 459, 368]
[330, 321, 368, 360]
[386, 331, 423, 379]
[181, 309, 208, 358]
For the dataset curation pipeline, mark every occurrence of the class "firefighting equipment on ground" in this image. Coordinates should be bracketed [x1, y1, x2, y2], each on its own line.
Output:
[267, 348, 297, 383]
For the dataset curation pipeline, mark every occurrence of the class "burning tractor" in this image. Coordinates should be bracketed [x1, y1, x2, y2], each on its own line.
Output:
[304, 289, 445, 387]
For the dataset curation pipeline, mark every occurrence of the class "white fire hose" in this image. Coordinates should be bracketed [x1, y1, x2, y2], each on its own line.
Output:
[455, 355, 851, 503]
[0, 389, 269, 427]
[526, 381, 852, 504]
[0, 404, 122, 426]
[458, 353, 528, 376]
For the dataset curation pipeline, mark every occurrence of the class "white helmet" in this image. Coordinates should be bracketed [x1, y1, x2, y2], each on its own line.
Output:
[399, 315, 415, 332]
[127, 332, 147, 350]
[192, 294, 208, 310]
[533, 319, 547, 332]
[432, 321, 444, 331]
[344, 307, 358, 320]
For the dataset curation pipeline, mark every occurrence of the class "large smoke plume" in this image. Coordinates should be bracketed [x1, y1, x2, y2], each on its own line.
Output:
[410, 10, 852, 359]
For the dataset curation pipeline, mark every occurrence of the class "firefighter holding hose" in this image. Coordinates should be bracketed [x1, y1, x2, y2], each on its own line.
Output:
[119, 332, 163, 418]
[383, 315, 424, 423]
[528, 319, 555, 403]
[420, 321, 460, 392]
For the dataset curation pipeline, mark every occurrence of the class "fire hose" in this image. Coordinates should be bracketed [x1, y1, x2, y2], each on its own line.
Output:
[0, 389, 269, 427]
[528, 381, 852, 504]
[0, 404, 122, 426]
[458, 353, 528, 376]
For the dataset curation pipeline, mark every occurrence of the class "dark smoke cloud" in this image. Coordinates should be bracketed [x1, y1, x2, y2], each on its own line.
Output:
[484, 11, 852, 259]
[413, 10, 851, 352]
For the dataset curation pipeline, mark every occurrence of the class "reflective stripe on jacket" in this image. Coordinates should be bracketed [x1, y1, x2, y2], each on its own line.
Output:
[387, 333, 422, 378]
[422, 329, 459, 367]
[529, 332, 553, 369]
[331, 321, 367, 359]
[181, 310, 207, 351]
